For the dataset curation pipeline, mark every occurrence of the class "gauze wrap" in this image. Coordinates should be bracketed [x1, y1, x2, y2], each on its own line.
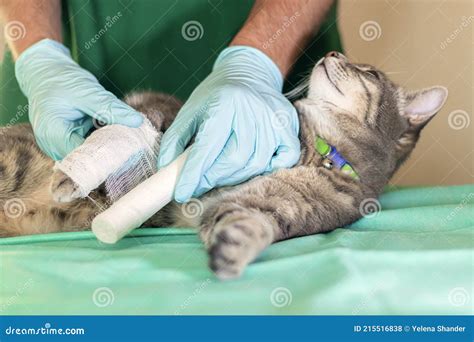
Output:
[54, 116, 160, 201]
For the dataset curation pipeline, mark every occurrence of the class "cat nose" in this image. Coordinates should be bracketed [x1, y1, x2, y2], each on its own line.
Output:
[325, 51, 341, 58]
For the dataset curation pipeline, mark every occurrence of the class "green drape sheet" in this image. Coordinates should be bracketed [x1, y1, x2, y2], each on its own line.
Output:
[1, 185, 472, 315]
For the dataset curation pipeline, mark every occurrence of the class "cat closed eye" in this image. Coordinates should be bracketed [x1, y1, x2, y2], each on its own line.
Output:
[364, 69, 379, 78]
[354, 66, 379, 78]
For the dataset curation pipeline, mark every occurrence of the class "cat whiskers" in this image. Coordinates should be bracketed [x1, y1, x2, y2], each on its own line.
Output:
[86, 195, 107, 212]
[384, 71, 404, 75]
[285, 73, 311, 100]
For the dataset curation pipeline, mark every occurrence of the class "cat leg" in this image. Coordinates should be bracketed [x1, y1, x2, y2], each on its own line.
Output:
[50, 118, 160, 202]
[50, 92, 181, 203]
[200, 202, 277, 280]
[200, 168, 362, 280]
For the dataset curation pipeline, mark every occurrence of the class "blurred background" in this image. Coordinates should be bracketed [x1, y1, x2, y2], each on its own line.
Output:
[339, 0, 472, 186]
[0, 0, 472, 186]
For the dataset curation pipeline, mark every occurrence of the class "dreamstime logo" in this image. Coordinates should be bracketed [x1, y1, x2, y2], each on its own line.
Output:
[0, 278, 35, 313]
[3, 198, 26, 219]
[445, 192, 473, 222]
[92, 287, 115, 307]
[271, 110, 292, 130]
[181, 198, 204, 218]
[84, 11, 123, 50]
[359, 21, 382, 41]
[93, 109, 115, 129]
[448, 287, 470, 307]
[4, 21, 26, 41]
[262, 11, 301, 50]
[270, 287, 292, 308]
[181, 21, 204, 41]
[440, 16, 473, 50]
[2, 104, 29, 132]
[359, 198, 381, 218]
[351, 273, 397, 314]
[174, 278, 211, 315]
[447, 110, 470, 130]
[92, 118, 108, 129]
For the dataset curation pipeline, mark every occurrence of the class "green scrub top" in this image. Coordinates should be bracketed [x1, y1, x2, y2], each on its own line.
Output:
[0, 0, 342, 126]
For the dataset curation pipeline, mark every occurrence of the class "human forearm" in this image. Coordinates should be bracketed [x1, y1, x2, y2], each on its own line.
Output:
[0, 0, 61, 59]
[231, 0, 333, 76]
[6, 0, 143, 160]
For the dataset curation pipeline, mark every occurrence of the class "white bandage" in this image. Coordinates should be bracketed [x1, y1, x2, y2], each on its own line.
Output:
[92, 150, 189, 244]
[55, 117, 160, 200]
[55, 115, 190, 244]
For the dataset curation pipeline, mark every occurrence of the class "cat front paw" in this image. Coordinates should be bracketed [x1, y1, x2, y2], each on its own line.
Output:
[50, 170, 82, 203]
[206, 213, 274, 280]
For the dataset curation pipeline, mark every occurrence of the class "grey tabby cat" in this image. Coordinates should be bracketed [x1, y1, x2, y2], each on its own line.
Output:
[0, 52, 447, 279]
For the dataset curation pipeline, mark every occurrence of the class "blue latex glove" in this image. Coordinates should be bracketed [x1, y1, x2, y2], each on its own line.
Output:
[15, 39, 143, 160]
[158, 46, 300, 202]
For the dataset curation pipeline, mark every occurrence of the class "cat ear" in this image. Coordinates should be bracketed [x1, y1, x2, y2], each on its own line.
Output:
[403, 86, 448, 126]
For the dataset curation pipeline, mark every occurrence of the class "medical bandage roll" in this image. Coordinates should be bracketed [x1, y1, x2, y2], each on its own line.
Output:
[92, 150, 189, 244]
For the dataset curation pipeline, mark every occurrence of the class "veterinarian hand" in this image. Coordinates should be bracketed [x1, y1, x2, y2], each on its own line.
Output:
[15, 39, 143, 160]
[158, 46, 300, 202]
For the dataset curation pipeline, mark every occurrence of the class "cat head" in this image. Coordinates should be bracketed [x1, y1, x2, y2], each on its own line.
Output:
[294, 51, 448, 191]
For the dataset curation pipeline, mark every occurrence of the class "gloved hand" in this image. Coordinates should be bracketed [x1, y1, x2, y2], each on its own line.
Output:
[15, 39, 143, 160]
[158, 46, 300, 202]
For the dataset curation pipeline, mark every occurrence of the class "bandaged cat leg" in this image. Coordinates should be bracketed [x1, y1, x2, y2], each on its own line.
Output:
[54, 116, 160, 201]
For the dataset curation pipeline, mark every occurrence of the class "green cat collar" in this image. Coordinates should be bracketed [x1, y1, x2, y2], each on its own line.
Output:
[314, 136, 359, 180]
